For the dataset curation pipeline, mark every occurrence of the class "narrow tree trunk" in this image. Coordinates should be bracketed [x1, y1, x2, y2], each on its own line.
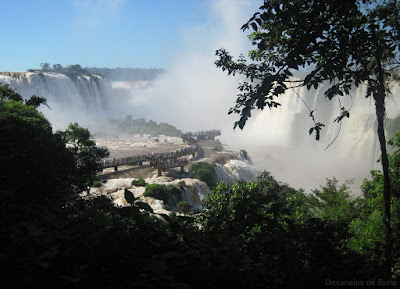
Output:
[372, 24, 392, 278]
[374, 92, 393, 278]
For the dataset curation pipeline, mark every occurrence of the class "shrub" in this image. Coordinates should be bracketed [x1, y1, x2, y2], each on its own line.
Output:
[143, 184, 169, 203]
[178, 181, 186, 190]
[143, 184, 183, 206]
[92, 180, 102, 187]
[132, 178, 146, 187]
[176, 201, 192, 214]
[189, 162, 216, 188]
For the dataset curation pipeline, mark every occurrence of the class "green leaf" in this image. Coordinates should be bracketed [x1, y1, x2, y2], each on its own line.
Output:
[124, 188, 138, 205]
[158, 213, 173, 223]
[135, 201, 154, 213]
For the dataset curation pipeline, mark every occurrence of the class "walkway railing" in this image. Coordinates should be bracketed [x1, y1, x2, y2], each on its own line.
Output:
[100, 130, 218, 176]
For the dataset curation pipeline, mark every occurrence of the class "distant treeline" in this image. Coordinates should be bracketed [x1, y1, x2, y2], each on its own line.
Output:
[28, 63, 166, 81]
[28, 63, 98, 80]
[110, 115, 182, 137]
[87, 67, 166, 81]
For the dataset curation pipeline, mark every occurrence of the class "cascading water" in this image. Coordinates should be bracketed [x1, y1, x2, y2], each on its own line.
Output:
[0, 72, 126, 129]
[215, 159, 258, 184]
[233, 81, 400, 192]
[0, 72, 114, 109]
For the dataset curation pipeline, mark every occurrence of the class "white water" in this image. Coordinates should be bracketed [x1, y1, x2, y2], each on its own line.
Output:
[87, 176, 210, 213]
[215, 159, 258, 184]
[0, 72, 127, 129]
[227, 82, 400, 193]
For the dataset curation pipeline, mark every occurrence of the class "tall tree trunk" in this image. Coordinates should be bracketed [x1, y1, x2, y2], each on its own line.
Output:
[374, 91, 393, 278]
[371, 23, 392, 278]
[373, 47, 392, 278]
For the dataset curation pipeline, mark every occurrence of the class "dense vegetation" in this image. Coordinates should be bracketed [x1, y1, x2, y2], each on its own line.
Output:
[109, 114, 183, 137]
[1, 83, 399, 287]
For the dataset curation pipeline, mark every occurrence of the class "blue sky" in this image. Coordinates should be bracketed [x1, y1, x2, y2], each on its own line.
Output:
[1, 0, 261, 71]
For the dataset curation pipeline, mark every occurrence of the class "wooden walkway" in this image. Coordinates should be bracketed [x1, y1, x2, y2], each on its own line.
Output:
[101, 139, 197, 176]
[101, 130, 220, 176]
[183, 129, 221, 140]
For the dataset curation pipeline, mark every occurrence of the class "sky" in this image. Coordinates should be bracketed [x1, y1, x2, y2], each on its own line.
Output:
[1, 0, 261, 72]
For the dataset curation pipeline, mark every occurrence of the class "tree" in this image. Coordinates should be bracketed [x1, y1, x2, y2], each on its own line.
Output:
[57, 122, 109, 193]
[0, 97, 68, 205]
[52, 63, 63, 73]
[40, 62, 51, 71]
[215, 0, 400, 276]
[0, 84, 109, 202]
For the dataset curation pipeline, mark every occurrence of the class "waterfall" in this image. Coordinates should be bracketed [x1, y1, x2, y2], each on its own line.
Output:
[215, 159, 258, 185]
[0, 72, 115, 109]
[236, 81, 400, 192]
[0, 72, 123, 129]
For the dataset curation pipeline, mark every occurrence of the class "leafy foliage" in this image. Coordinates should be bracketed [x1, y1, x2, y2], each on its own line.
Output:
[143, 184, 170, 203]
[176, 201, 193, 214]
[0, 84, 108, 205]
[57, 123, 109, 192]
[189, 162, 217, 188]
[0, 98, 70, 204]
[132, 178, 146, 187]
[0, 83, 49, 108]
[196, 173, 378, 287]
[347, 132, 400, 268]
[143, 184, 183, 207]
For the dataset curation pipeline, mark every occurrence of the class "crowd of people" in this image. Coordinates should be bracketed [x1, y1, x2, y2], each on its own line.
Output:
[142, 145, 197, 167]
[184, 129, 221, 137]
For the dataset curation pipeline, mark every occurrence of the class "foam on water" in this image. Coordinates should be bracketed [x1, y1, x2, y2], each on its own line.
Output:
[215, 159, 258, 184]
[88, 175, 211, 213]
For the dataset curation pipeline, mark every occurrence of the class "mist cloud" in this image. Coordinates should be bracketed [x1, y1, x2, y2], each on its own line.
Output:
[130, 0, 262, 136]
